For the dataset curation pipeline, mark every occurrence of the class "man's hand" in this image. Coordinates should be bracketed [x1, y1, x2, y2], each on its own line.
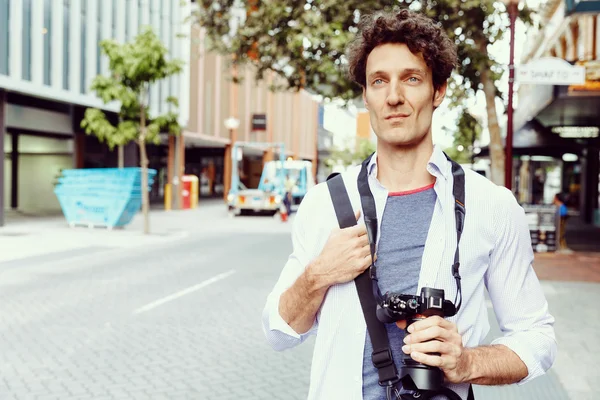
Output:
[307, 210, 374, 289]
[397, 316, 471, 384]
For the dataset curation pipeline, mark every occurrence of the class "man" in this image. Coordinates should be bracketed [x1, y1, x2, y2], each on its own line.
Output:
[262, 9, 556, 400]
[284, 173, 296, 215]
[553, 193, 569, 251]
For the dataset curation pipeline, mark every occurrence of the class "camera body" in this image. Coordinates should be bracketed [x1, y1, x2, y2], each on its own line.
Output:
[376, 287, 457, 392]
[376, 287, 457, 324]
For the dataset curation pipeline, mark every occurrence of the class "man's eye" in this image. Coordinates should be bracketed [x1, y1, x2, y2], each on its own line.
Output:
[408, 77, 421, 83]
[373, 79, 384, 85]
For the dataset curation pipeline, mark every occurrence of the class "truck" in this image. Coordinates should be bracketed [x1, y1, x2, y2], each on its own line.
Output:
[227, 142, 314, 216]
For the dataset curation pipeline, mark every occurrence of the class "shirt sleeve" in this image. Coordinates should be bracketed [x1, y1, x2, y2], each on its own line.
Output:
[485, 188, 558, 385]
[262, 188, 320, 352]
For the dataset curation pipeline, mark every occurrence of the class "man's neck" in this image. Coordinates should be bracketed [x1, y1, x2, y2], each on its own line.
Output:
[376, 139, 436, 193]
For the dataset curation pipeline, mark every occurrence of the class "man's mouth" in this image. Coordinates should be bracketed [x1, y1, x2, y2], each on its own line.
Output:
[385, 113, 410, 121]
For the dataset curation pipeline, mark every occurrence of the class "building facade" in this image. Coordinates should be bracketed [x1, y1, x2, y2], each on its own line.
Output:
[515, 0, 600, 225]
[182, 24, 320, 201]
[0, 0, 192, 225]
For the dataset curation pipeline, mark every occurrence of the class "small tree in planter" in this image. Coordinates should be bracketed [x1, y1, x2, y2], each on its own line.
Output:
[81, 27, 184, 234]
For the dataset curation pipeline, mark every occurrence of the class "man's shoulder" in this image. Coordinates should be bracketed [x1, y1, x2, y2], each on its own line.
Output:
[463, 168, 517, 207]
[298, 166, 361, 222]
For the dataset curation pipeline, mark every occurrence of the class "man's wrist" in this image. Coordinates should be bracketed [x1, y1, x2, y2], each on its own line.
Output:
[460, 347, 477, 383]
[305, 259, 330, 294]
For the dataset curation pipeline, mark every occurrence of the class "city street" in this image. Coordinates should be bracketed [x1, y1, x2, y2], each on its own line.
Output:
[0, 204, 596, 400]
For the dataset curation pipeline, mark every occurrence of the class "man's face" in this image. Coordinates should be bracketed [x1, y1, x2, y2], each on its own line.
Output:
[363, 43, 447, 147]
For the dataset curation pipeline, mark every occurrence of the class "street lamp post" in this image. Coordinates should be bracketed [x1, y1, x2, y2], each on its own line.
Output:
[223, 117, 240, 201]
[502, 0, 519, 191]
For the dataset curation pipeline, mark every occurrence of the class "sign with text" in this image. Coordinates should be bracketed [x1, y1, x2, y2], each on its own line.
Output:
[517, 57, 586, 85]
[522, 204, 558, 253]
[251, 113, 267, 131]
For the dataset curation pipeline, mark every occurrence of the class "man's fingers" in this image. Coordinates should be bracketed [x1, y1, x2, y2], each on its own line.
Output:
[360, 235, 370, 248]
[405, 325, 452, 345]
[355, 209, 361, 221]
[360, 254, 375, 270]
[349, 223, 367, 237]
[407, 315, 456, 334]
[402, 340, 453, 357]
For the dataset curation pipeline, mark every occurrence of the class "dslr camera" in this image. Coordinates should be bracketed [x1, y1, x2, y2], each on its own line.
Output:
[376, 287, 457, 392]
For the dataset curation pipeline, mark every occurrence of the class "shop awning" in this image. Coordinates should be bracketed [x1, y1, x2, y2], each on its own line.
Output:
[478, 119, 584, 158]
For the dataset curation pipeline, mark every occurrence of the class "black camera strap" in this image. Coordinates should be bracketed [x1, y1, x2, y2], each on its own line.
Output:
[326, 152, 470, 399]
[327, 172, 401, 388]
[356, 153, 466, 312]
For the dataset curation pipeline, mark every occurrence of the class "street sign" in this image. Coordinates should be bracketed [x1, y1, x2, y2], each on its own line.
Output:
[517, 57, 586, 85]
[251, 113, 267, 131]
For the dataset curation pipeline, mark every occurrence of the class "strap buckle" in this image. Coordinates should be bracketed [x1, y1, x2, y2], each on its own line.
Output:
[372, 348, 394, 369]
[452, 262, 461, 279]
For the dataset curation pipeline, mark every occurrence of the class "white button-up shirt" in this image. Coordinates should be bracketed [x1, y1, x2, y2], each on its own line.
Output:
[262, 145, 557, 400]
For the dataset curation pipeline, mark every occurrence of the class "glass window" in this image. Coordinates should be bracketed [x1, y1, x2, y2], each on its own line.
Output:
[63, 0, 70, 90]
[112, 0, 116, 39]
[0, 0, 9, 75]
[80, 0, 86, 93]
[138, 0, 142, 29]
[125, 0, 130, 40]
[22, 0, 32, 81]
[96, 0, 101, 74]
[43, 0, 52, 85]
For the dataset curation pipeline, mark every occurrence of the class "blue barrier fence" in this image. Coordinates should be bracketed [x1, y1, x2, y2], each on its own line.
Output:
[54, 168, 157, 228]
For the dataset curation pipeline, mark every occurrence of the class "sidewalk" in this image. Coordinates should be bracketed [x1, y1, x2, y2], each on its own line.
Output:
[0, 202, 222, 264]
[0, 199, 292, 264]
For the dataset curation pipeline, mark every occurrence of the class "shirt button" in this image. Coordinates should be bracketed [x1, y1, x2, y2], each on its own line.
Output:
[355, 376, 361, 383]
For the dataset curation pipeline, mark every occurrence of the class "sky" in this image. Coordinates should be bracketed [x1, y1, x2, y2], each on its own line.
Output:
[323, 0, 548, 152]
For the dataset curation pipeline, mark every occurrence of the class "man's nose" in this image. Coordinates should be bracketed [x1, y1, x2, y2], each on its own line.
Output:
[386, 82, 405, 106]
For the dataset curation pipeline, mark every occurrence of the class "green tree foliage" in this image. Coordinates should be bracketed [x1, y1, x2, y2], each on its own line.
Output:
[444, 109, 482, 164]
[81, 27, 185, 234]
[326, 138, 377, 168]
[192, 0, 535, 185]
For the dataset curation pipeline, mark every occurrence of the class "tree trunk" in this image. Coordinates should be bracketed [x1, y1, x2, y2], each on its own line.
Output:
[118, 145, 124, 168]
[480, 66, 505, 186]
[139, 98, 150, 235]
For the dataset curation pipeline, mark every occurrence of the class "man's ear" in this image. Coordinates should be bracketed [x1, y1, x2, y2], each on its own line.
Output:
[362, 86, 369, 110]
[433, 81, 448, 108]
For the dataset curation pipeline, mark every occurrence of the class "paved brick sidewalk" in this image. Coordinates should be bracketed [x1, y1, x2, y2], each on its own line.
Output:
[532, 252, 600, 283]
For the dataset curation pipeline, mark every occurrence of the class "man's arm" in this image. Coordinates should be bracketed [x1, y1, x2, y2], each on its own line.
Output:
[278, 262, 329, 335]
[484, 188, 557, 384]
[400, 317, 528, 385]
[462, 345, 528, 385]
[401, 187, 556, 386]
[262, 187, 372, 352]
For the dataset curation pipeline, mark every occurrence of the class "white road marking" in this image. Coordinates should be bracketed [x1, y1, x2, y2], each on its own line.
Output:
[133, 270, 236, 315]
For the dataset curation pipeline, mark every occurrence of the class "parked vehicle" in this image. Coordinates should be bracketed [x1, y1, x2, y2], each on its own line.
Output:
[226, 141, 314, 216]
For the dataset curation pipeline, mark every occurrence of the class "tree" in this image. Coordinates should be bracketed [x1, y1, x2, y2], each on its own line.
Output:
[444, 109, 482, 164]
[326, 138, 377, 168]
[192, 0, 534, 186]
[81, 27, 184, 234]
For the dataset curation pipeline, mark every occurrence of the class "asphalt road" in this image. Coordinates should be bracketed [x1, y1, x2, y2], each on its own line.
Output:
[0, 212, 577, 399]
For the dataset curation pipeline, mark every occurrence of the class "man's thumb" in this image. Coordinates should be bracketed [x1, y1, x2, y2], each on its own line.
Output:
[355, 209, 361, 221]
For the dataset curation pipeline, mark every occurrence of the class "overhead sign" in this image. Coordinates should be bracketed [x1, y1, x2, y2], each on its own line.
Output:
[251, 113, 267, 131]
[517, 57, 586, 85]
[551, 126, 600, 138]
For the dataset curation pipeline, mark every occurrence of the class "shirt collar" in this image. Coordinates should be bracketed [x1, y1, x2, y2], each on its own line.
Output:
[366, 145, 450, 180]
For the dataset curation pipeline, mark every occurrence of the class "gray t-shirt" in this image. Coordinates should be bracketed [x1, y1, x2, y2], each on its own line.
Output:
[362, 184, 437, 399]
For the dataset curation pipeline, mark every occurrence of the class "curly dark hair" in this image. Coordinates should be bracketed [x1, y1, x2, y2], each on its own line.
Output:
[346, 9, 457, 90]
